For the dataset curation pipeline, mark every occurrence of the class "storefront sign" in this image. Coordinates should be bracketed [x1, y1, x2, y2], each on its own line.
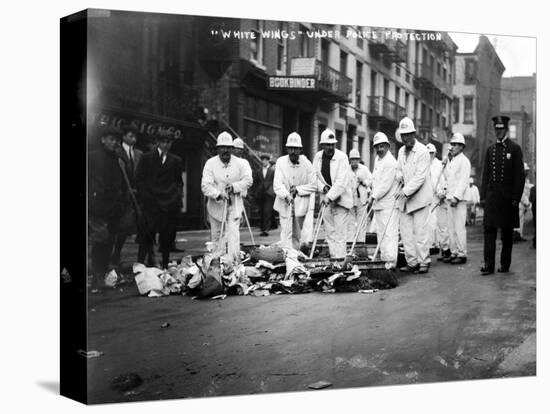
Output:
[267, 76, 317, 90]
[90, 112, 184, 139]
[290, 57, 317, 76]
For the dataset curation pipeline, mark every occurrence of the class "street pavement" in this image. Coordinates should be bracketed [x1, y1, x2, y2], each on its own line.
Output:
[86, 219, 536, 404]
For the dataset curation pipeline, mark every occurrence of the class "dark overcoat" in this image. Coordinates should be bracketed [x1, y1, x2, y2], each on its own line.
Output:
[481, 138, 525, 228]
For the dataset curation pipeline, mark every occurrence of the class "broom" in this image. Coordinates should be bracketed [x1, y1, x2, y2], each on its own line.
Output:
[241, 206, 256, 247]
[342, 201, 376, 268]
[309, 203, 327, 259]
[363, 183, 404, 287]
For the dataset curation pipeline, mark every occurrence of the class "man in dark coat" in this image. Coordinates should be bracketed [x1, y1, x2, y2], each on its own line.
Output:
[480, 115, 525, 275]
[110, 124, 143, 266]
[135, 135, 183, 268]
[88, 126, 125, 288]
[253, 154, 275, 236]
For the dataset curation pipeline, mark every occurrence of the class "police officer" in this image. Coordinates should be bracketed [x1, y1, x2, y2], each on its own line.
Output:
[480, 116, 525, 275]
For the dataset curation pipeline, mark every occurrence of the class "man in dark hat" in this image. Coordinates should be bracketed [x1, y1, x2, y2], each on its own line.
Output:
[88, 125, 125, 288]
[110, 124, 143, 267]
[253, 153, 275, 236]
[480, 115, 525, 275]
[135, 134, 183, 268]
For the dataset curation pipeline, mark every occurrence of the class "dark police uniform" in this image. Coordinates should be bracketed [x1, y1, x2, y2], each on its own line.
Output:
[480, 116, 525, 273]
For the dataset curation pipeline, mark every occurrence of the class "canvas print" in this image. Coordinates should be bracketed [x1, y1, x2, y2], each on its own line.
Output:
[60, 8, 536, 404]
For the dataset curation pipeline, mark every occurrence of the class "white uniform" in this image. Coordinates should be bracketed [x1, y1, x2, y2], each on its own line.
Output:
[428, 157, 449, 251]
[201, 155, 253, 259]
[273, 155, 316, 249]
[346, 164, 372, 243]
[517, 179, 533, 237]
[444, 152, 471, 258]
[371, 152, 400, 266]
[312, 149, 353, 258]
[397, 141, 433, 267]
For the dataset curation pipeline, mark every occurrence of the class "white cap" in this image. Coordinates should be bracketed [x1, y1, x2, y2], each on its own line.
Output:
[524, 162, 530, 171]
[349, 149, 360, 159]
[450, 132, 466, 146]
[285, 132, 303, 148]
[320, 128, 337, 144]
[426, 143, 436, 153]
[397, 117, 416, 135]
[373, 132, 390, 146]
[233, 137, 244, 149]
[216, 131, 234, 147]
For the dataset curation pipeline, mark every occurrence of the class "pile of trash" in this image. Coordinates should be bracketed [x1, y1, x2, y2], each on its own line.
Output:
[130, 243, 398, 299]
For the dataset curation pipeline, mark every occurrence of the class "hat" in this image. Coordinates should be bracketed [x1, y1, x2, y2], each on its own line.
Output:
[492, 115, 510, 129]
[320, 128, 337, 144]
[349, 149, 360, 159]
[426, 143, 436, 153]
[233, 137, 245, 149]
[99, 125, 122, 139]
[216, 131, 234, 147]
[286, 132, 303, 148]
[450, 133, 466, 146]
[524, 162, 530, 171]
[373, 132, 390, 146]
[397, 117, 416, 135]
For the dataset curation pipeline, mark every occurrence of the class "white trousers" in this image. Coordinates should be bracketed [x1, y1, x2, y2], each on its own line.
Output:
[373, 208, 399, 266]
[209, 215, 241, 260]
[399, 205, 431, 266]
[323, 204, 349, 258]
[279, 215, 306, 250]
[447, 200, 467, 257]
[427, 203, 450, 250]
[518, 203, 529, 237]
[346, 204, 369, 243]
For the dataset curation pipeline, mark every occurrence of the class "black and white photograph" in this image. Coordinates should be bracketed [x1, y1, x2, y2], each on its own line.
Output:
[3, 0, 548, 413]
[59, 6, 539, 404]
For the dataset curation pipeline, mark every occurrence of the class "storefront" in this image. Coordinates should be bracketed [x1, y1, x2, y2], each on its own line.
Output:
[88, 109, 209, 230]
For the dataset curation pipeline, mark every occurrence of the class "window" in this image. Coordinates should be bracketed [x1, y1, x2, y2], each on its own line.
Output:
[509, 124, 517, 139]
[355, 61, 363, 108]
[442, 66, 447, 82]
[251, 20, 265, 65]
[394, 86, 400, 105]
[276, 22, 287, 72]
[396, 65, 401, 76]
[405, 72, 410, 83]
[300, 25, 310, 57]
[464, 96, 474, 123]
[340, 50, 348, 76]
[370, 70, 377, 96]
[339, 104, 347, 119]
[405, 92, 410, 116]
[453, 97, 460, 123]
[356, 26, 363, 49]
[437, 61, 441, 77]
[464, 59, 477, 85]
[321, 39, 330, 66]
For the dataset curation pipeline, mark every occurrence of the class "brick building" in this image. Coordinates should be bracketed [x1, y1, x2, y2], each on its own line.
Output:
[500, 75, 536, 175]
[452, 35, 505, 180]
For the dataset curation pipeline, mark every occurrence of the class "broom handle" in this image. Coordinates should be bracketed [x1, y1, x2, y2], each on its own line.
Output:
[309, 203, 326, 259]
[242, 205, 256, 246]
[219, 198, 228, 254]
[372, 183, 403, 261]
[348, 202, 375, 256]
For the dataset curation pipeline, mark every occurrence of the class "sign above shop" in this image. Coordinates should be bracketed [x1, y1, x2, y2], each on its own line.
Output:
[290, 57, 317, 76]
[267, 76, 317, 90]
